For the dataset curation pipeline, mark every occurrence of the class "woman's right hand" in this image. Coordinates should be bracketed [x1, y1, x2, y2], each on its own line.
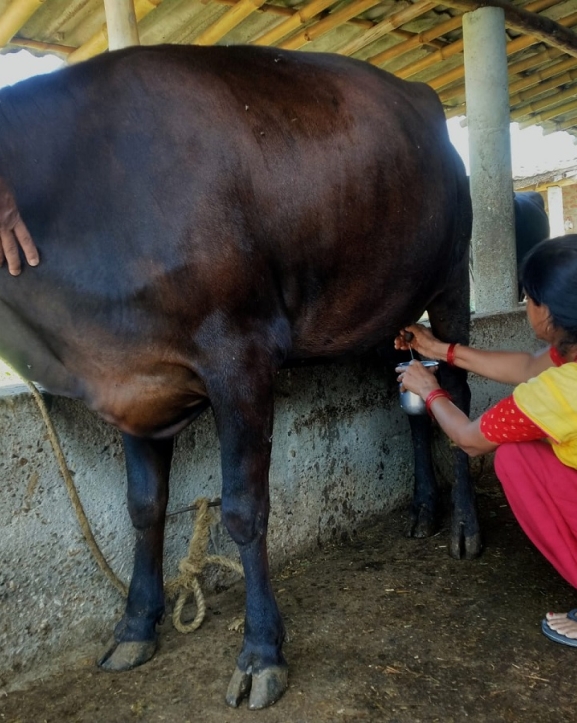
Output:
[394, 323, 445, 360]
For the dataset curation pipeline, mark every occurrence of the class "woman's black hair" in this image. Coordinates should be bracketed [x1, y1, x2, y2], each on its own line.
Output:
[520, 234, 577, 354]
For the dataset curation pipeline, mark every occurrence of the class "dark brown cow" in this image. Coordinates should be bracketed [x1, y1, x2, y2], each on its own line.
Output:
[0, 45, 476, 709]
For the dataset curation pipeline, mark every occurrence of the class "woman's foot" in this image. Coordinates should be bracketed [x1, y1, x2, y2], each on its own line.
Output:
[541, 610, 577, 647]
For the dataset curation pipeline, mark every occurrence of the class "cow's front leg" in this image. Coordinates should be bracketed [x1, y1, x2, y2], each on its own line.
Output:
[207, 363, 287, 709]
[99, 433, 173, 671]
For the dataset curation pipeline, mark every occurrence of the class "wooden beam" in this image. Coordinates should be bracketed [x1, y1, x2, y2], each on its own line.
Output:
[0, 0, 45, 48]
[337, 0, 436, 57]
[8, 37, 76, 56]
[279, 0, 380, 51]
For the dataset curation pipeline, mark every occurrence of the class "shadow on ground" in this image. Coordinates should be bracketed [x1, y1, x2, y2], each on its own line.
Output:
[2, 470, 576, 723]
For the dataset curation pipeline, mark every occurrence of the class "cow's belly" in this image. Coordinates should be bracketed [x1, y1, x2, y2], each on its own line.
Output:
[82, 365, 209, 438]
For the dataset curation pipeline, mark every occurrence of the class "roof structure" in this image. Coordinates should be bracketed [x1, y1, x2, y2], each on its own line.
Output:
[1, 0, 577, 138]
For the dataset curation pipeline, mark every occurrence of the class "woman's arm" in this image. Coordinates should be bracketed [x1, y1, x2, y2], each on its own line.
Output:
[395, 323, 553, 385]
[394, 359, 498, 456]
[426, 396, 499, 457]
[0, 177, 39, 276]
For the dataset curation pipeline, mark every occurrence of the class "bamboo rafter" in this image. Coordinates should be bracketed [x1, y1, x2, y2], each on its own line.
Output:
[367, 12, 462, 66]
[8, 37, 76, 56]
[509, 63, 577, 105]
[252, 0, 337, 46]
[517, 97, 577, 127]
[437, 45, 565, 102]
[395, 0, 558, 80]
[442, 0, 577, 57]
[511, 82, 577, 121]
[544, 112, 577, 134]
[423, 6, 577, 88]
[337, 0, 436, 57]
[0, 0, 45, 47]
[194, 0, 267, 45]
[279, 0, 381, 51]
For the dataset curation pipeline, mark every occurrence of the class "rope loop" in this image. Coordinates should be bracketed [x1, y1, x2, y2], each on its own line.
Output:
[166, 497, 244, 634]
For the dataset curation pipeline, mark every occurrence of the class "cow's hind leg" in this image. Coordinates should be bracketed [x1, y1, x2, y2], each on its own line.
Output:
[407, 413, 441, 538]
[425, 260, 481, 560]
[99, 434, 173, 671]
[204, 352, 287, 709]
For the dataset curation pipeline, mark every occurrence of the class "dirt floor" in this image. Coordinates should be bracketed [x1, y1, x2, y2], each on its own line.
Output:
[2, 469, 577, 723]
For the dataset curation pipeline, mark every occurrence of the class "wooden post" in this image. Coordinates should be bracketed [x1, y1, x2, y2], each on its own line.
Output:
[104, 0, 140, 50]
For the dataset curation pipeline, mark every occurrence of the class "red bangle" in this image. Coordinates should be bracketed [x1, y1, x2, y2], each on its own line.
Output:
[425, 389, 453, 418]
[446, 343, 458, 366]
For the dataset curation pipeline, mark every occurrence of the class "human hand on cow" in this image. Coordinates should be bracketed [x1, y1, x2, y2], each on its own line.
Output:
[394, 323, 448, 361]
[395, 359, 441, 399]
[0, 177, 39, 276]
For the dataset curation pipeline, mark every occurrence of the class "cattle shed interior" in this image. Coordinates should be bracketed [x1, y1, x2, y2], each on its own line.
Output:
[1, 0, 576, 709]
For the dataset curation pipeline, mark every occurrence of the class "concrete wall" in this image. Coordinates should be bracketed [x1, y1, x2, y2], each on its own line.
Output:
[0, 308, 539, 690]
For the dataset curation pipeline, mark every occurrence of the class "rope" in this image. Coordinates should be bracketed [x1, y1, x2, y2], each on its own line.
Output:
[8, 367, 242, 633]
[165, 497, 244, 633]
[21, 378, 128, 596]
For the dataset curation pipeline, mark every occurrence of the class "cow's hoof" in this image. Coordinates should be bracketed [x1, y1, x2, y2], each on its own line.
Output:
[225, 665, 288, 709]
[97, 637, 157, 672]
[407, 505, 438, 539]
[450, 528, 482, 560]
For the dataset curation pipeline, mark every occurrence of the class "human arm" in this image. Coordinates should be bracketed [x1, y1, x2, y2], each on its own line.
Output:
[394, 323, 553, 385]
[0, 176, 39, 275]
[395, 358, 498, 456]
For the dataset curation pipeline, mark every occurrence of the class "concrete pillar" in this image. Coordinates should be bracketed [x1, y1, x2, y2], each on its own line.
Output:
[104, 0, 139, 50]
[547, 185, 565, 237]
[463, 8, 517, 312]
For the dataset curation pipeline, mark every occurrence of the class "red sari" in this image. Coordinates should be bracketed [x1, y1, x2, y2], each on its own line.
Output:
[480, 347, 577, 588]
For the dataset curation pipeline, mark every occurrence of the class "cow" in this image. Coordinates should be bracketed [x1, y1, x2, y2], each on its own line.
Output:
[0, 44, 475, 709]
[514, 191, 550, 299]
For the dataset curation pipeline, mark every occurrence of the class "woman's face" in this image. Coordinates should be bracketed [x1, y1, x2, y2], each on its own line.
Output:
[525, 296, 553, 343]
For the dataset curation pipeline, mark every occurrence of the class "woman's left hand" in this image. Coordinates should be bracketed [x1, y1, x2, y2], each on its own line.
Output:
[395, 360, 441, 399]
[0, 177, 39, 276]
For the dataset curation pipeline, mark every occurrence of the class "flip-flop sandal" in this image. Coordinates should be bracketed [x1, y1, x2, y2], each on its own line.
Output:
[541, 609, 577, 648]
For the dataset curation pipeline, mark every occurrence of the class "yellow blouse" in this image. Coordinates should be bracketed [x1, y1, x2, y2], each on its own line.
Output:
[513, 363, 577, 469]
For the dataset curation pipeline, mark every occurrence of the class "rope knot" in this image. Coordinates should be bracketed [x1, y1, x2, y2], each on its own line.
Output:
[167, 497, 244, 634]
